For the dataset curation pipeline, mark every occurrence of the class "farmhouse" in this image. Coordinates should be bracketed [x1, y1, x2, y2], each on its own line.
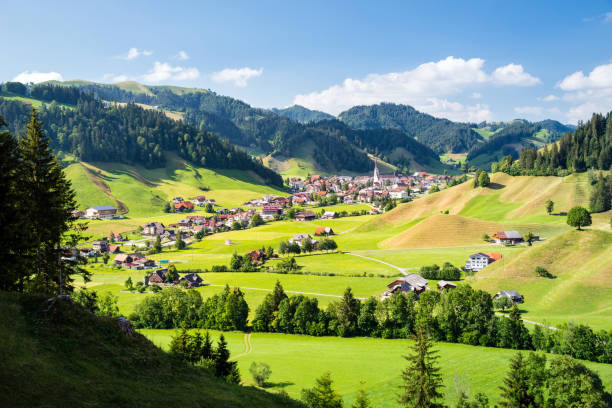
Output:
[315, 226, 334, 236]
[465, 252, 502, 271]
[85, 206, 117, 220]
[92, 239, 109, 253]
[194, 196, 207, 206]
[493, 231, 523, 244]
[179, 273, 204, 288]
[262, 205, 282, 217]
[289, 234, 313, 246]
[295, 210, 316, 221]
[143, 222, 165, 236]
[108, 232, 124, 241]
[174, 201, 194, 212]
[437, 280, 457, 291]
[71, 210, 85, 218]
[321, 211, 337, 220]
[383, 274, 429, 298]
[113, 254, 133, 266]
[147, 269, 169, 285]
[108, 245, 121, 254]
[494, 290, 524, 303]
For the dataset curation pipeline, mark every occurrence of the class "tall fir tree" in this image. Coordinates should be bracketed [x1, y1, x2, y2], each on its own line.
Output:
[399, 327, 444, 408]
[499, 352, 536, 408]
[301, 372, 343, 408]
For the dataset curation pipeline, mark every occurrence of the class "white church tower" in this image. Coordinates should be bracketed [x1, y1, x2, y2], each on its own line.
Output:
[373, 158, 380, 184]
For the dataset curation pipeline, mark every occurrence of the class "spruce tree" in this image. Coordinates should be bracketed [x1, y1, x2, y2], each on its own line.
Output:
[214, 334, 237, 378]
[352, 382, 371, 408]
[18, 108, 86, 294]
[399, 327, 444, 408]
[201, 331, 213, 360]
[301, 372, 343, 408]
[499, 353, 535, 408]
[175, 231, 185, 250]
[153, 234, 162, 252]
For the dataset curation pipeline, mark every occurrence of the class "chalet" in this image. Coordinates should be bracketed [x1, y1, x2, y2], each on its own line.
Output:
[247, 249, 266, 263]
[92, 239, 109, 253]
[295, 210, 316, 221]
[79, 248, 96, 258]
[438, 280, 457, 291]
[128, 258, 156, 269]
[172, 197, 184, 204]
[321, 211, 337, 220]
[494, 290, 524, 303]
[143, 222, 165, 236]
[108, 245, 121, 254]
[85, 206, 117, 220]
[493, 231, 523, 244]
[179, 273, 204, 288]
[315, 226, 334, 236]
[109, 232, 125, 241]
[289, 234, 312, 246]
[194, 196, 207, 206]
[174, 201, 194, 212]
[147, 269, 169, 285]
[465, 252, 502, 271]
[262, 205, 282, 217]
[383, 274, 429, 298]
[71, 210, 85, 218]
[113, 254, 133, 265]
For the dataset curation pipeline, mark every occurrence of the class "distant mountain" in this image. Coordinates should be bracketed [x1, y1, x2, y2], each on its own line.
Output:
[271, 105, 334, 123]
[467, 119, 574, 169]
[338, 103, 482, 154]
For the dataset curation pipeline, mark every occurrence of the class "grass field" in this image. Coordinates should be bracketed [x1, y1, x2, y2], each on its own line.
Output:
[140, 329, 612, 408]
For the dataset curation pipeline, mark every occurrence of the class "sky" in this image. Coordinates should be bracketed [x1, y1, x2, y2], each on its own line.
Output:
[1, 0, 612, 124]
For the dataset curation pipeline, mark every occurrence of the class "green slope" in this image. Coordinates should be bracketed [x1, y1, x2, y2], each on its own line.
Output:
[0, 292, 301, 408]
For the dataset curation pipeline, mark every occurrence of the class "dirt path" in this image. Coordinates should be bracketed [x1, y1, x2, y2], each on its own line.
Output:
[230, 332, 253, 360]
[495, 312, 558, 330]
[342, 252, 407, 275]
[207, 284, 366, 300]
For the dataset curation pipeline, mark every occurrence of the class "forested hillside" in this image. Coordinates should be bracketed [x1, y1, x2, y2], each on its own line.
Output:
[0, 86, 283, 186]
[271, 105, 334, 123]
[338, 103, 482, 154]
[40, 80, 447, 173]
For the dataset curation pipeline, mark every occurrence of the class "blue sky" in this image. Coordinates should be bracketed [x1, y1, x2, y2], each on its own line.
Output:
[1, 0, 611, 124]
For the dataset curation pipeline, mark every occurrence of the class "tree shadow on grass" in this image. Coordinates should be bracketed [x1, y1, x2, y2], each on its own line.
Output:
[486, 182, 506, 190]
[267, 381, 294, 389]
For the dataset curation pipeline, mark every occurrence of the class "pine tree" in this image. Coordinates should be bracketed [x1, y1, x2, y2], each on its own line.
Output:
[201, 331, 213, 360]
[18, 108, 86, 294]
[499, 353, 536, 408]
[175, 231, 186, 250]
[214, 334, 237, 378]
[545, 200, 554, 215]
[153, 234, 162, 252]
[399, 327, 444, 408]
[352, 382, 371, 408]
[301, 372, 343, 408]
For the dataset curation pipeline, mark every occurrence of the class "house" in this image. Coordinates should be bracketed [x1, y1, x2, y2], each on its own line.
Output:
[147, 269, 169, 285]
[92, 239, 109, 253]
[262, 205, 282, 217]
[384, 274, 429, 298]
[179, 273, 204, 288]
[79, 248, 96, 258]
[295, 210, 316, 221]
[438, 280, 457, 291]
[465, 252, 502, 271]
[109, 232, 125, 241]
[172, 197, 184, 204]
[85, 206, 117, 220]
[389, 187, 409, 199]
[143, 222, 165, 236]
[494, 290, 524, 303]
[174, 201, 194, 212]
[289, 234, 312, 246]
[108, 245, 121, 254]
[315, 226, 334, 236]
[71, 210, 85, 218]
[113, 254, 133, 265]
[247, 249, 266, 263]
[128, 257, 156, 269]
[492, 231, 523, 244]
[321, 211, 337, 220]
[194, 195, 207, 206]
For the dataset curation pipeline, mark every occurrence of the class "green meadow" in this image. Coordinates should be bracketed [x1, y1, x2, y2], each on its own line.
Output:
[139, 329, 612, 408]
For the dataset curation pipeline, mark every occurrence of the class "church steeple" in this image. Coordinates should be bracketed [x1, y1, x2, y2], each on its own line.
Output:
[373, 158, 380, 183]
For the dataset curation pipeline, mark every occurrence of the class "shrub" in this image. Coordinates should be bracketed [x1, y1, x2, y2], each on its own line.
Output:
[249, 362, 272, 387]
[493, 296, 513, 311]
[535, 266, 554, 278]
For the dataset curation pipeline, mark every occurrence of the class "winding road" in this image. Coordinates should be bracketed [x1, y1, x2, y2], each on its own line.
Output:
[230, 332, 253, 360]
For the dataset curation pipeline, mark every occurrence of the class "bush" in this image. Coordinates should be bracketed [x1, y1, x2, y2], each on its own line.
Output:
[249, 362, 272, 387]
[493, 296, 513, 311]
[535, 266, 554, 278]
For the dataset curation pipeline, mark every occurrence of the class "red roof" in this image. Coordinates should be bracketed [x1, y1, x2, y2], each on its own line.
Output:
[485, 253, 503, 261]
[174, 201, 194, 210]
[315, 227, 326, 235]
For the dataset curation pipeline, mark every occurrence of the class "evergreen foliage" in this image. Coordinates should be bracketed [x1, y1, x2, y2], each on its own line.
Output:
[301, 372, 343, 408]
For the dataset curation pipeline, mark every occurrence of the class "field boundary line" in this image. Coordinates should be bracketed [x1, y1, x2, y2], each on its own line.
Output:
[343, 252, 406, 275]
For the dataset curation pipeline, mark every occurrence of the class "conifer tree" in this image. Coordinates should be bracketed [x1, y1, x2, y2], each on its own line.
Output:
[153, 234, 162, 252]
[399, 327, 444, 408]
[175, 231, 186, 250]
[498, 352, 535, 408]
[352, 382, 371, 408]
[301, 372, 343, 408]
[214, 334, 237, 379]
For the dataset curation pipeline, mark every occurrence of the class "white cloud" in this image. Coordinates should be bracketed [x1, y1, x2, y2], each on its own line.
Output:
[141, 61, 199, 83]
[556, 61, 612, 123]
[514, 106, 544, 116]
[557, 62, 612, 91]
[492, 64, 541, 86]
[119, 47, 153, 60]
[604, 12, 612, 22]
[293, 56, 539, 119]
[12, 70, 63, 84]
[471, 92, 482, 99]
[176, 51, 189, 60]
[211, 67, 263, 87]
[540, 94, 559, 102]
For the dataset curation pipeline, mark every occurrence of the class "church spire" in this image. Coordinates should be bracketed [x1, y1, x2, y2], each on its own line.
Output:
[373, 158, 380, 183]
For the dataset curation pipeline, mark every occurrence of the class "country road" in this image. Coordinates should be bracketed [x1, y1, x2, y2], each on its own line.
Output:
[342, 251, 407, 275]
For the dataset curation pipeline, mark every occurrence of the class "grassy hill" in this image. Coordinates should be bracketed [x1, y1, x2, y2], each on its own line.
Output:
[66, 152, 286, 218]
[0, 292, 301, 408]
[471, 229, 612, 330]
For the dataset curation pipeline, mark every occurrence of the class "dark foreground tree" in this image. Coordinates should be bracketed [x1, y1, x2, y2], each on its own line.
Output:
[301, 372, 343, 408]
[498, 353, 535, 408]
[399, 327, 444, 408]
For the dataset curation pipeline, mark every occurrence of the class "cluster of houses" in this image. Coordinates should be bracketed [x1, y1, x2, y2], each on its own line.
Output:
[72, 206, 120, 220]
[145, 269, 204, 289]
[283, 161, 452, 205]
[382, 273, 524, 304]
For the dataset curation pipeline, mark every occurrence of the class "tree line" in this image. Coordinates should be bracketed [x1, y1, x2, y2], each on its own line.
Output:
[129, 282, 612, 364]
